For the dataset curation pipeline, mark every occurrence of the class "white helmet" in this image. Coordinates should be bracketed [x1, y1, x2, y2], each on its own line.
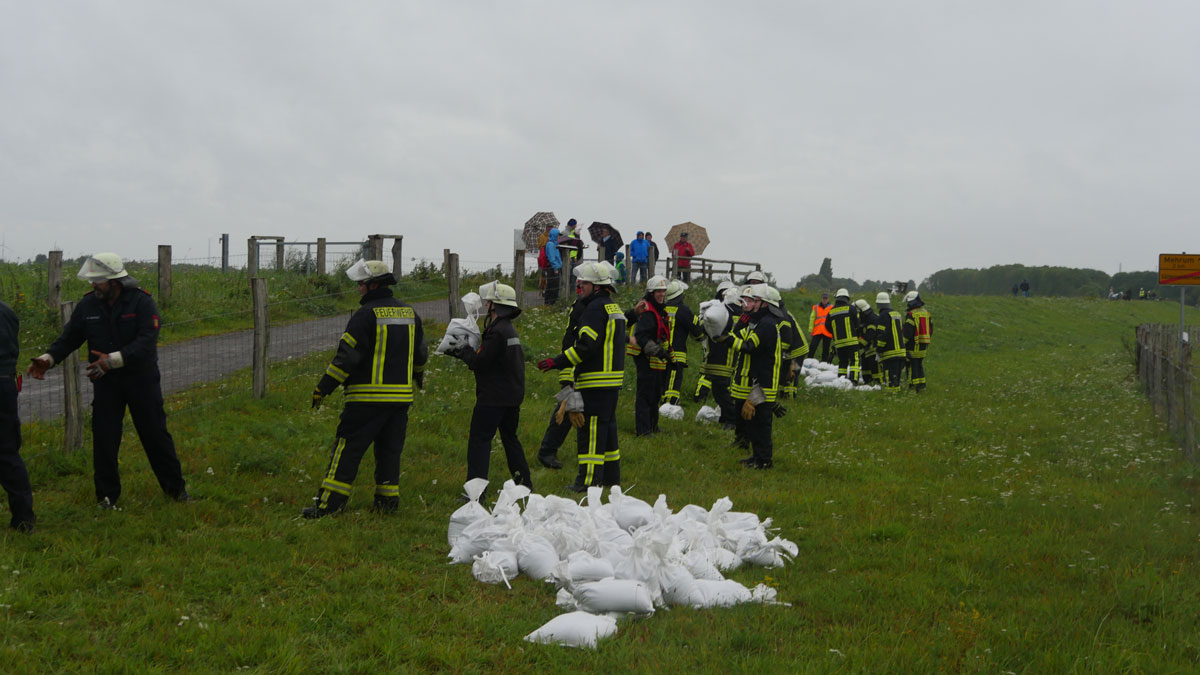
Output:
[645, 275, 669, 292]
[479, 280, 518, 308]
[666, 279, 689, 300]
[716, 280, 735, 295]
[577, 261, 616, 286]
[853, 299, 871, 312]
[742, 284, 771, 302]
[346, 259, 394, 283]
[77, 253, 128, 281]
[744, 270, 767, 284]
[763, 286, 782, 307]
[904, 290, 920, 304]
[875, 291, 891, 305]
[835, 288, 850, 299]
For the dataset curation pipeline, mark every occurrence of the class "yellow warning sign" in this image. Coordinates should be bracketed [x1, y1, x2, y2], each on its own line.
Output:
[1158, 253, 1200, 285]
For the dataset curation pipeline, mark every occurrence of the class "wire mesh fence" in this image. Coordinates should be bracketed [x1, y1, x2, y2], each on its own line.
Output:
[1136, 323, 1197, 460]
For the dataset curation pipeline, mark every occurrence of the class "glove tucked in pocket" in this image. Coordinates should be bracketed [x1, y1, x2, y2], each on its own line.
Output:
[740, 398, 756, 421]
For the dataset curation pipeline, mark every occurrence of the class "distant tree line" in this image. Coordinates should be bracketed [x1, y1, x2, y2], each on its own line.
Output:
[921, 264, 1199, 304]
[795, 257, 915, 295]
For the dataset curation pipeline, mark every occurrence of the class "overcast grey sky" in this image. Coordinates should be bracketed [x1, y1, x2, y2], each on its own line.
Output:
[2, 1, 1197, 286]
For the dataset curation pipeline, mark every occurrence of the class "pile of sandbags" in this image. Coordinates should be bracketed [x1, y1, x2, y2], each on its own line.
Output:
[800, 358, 880, 391]
[448, 481, 795, 649]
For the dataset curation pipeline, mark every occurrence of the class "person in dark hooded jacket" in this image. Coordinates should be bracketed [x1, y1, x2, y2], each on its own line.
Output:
[451, 282, 533, 490]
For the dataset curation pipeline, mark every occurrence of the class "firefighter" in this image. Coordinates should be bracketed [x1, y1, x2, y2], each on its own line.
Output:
[854, 299, 881, 386]
[448, 281, 532, 490]
[808, 291, 834, 362]
[730, 284, 782, 469]
[662, 279, 703, 406]
[826, 288, 858, 381]
[626, 276, 670, 436]
[1, 299, 34, 533]
[28, 253, 188, 509]
[764, 287, 798, 404]
[534, 291, 586, 470]
[780, 292, 810, 397]
[537, 262, 626, 491]
[694, 287, 742, 428]
[743, 270, 767, 285]
[874, 291, 906, 392]
[303, 260, 427, 517]
[903, 290, 933, 391]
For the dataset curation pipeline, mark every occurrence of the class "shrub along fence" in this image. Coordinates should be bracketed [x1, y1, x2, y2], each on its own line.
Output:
[1136, 323, 1197, 459]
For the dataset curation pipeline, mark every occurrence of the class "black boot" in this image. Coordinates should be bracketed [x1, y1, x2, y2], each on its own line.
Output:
[537, 453, 563, 470]
[372, 496, 398, 514]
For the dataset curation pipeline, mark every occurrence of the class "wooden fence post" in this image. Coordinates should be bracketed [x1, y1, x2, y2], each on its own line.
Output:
[48, 250, 63, 310]
[251, 277, 269, 399]
[447, 253, 461, 319]
[60, 301, 84, 452]
[559, 257, 571, 304]
[316, 238, 327, 275]
[247, 238, 258, 278]
[392, 237, 403, 278]
[157, 245, 172, 305]
[275, 240, 285, 271]
[368, 235, 383, 261]
[512, 249, 525, 308]
[221, 233, 230, 272]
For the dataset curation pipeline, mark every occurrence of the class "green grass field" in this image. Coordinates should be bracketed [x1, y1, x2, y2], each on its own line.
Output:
[3, 290, 1198, 672]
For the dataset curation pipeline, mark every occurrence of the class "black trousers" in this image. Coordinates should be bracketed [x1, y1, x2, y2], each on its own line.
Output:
[575, 388, 619, 488]
[466, 405, 532, 489]
[634, 359, 666, 436]
[835, 345, 856, 379]
[861, 353, 880, 384]
[881, 357, 904, 391]
[315, 403, 409, 511]
[537, 401, 573, 459]
[747, 402, 775, 463]
[0, 378, 34, 527]
[709, 376, 736, 427]
[91, 370, 185, 504]
[811, 334, 833, 362]
[908, 357, 926, 389]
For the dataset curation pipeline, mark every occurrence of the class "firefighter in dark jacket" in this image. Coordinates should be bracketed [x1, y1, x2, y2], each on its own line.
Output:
[534, 293, 585, 470]
[28, 253, 188, 509]
[662, 279, 704, 405]
[449, 282, 532, 489]
[304, 260, 427, 517]
[627, 276, 670, 436]
[1, 299, 35, 532]
[730, 284, 782, 469]
[537, 261, 626, 491]
[694, 288, 741, 428]
[874, 291, 906, 392]
[854, 299, 881, 385]
[903, 290, 933, 391]
[766, 287, 808, 399]
[828, 288, 860, 381]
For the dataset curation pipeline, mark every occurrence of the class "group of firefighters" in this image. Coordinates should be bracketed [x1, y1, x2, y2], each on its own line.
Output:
[1, 254, 933, 527]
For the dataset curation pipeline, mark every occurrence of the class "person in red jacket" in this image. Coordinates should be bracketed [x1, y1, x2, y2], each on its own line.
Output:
[672, 233, 695, 283]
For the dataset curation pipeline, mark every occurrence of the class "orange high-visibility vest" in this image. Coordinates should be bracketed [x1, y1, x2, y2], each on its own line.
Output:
[810, 303, 833, 338]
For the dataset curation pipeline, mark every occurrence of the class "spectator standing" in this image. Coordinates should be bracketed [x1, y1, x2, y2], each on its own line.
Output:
[672, 233, 695, 283]
[1, 299, 34, 533]
[1020, 279, 1030, 298]
[645, 233, 660, 276]
[629, 231, 650, 285]
[543, 226, 562, 305]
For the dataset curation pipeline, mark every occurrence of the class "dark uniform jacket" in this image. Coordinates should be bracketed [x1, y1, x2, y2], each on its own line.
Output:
[0, 301, 18, 375]
[857, 309, 879, 356]
[828, 299, 860, 348]
[730, 308, 782, 402]
[876, 307, 906, 361]
[665, 299, 703, 366]
[458, 305, 525, 407]
[47, 277, 161, 376]
[316, 286, 428, 404]
[626, 295, 670, 371]
[552, 290, 625, 390]
[557, 298, 585, 386]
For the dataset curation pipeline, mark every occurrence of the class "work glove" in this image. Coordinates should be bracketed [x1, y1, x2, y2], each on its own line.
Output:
[772, 403, 787, 418]
[569, 411, 586, 429]
[643, 340, 661, 357]
[311, 389, 324, 410]
[554, 399, 568, 425]
[537, 358, 557, 372]
[738, 313, 751, 326]
[85, 350, 113, 381]
[740, 399, 756, 421]
[26, 354, 53, 380]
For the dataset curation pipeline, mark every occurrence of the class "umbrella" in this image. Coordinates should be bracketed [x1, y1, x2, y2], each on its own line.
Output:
[556, 235, 585, 253]
[522, 212, 560, 251]
[587, 222, 624, 251]
[665, 221, 709, 255]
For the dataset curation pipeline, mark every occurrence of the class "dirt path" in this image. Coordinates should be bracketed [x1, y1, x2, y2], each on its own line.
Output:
[19, 291, 546, 421]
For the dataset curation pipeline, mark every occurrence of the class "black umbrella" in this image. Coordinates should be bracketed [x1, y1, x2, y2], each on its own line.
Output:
[587, 222, 624, 251]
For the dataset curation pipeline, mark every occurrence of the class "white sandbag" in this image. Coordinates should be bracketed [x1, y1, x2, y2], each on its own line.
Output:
[816, 370, 837, 383]
[448, 478, 491, 547]
[658, 403, 684, 420]
[695, 405, 720, 423]
[555, 550, 614, 586]
[739, 535, 799, 568]
[802, 358, 819, 368]
[448, 516, 510, 564]
[516, 533, 560, 581]
[609, 487, 655, 532]
[461, 292, 483, 320]
[681, 579, 753, 608]
[435, 317, 481, 354]
[699, 299, 730, 339]
[682, 549, 725, 581]
[556, 587, 578, 611]
[524, 611, 618, 649]
[709, 547, 743, 572]
[750, 583, 791, 606]
[659, 564, 699, 606]
[573, 578, 655, 615]
[472, 550, 519, 588]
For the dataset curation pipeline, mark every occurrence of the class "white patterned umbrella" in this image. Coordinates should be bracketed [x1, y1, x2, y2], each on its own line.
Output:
[522, 212, 560, 251]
